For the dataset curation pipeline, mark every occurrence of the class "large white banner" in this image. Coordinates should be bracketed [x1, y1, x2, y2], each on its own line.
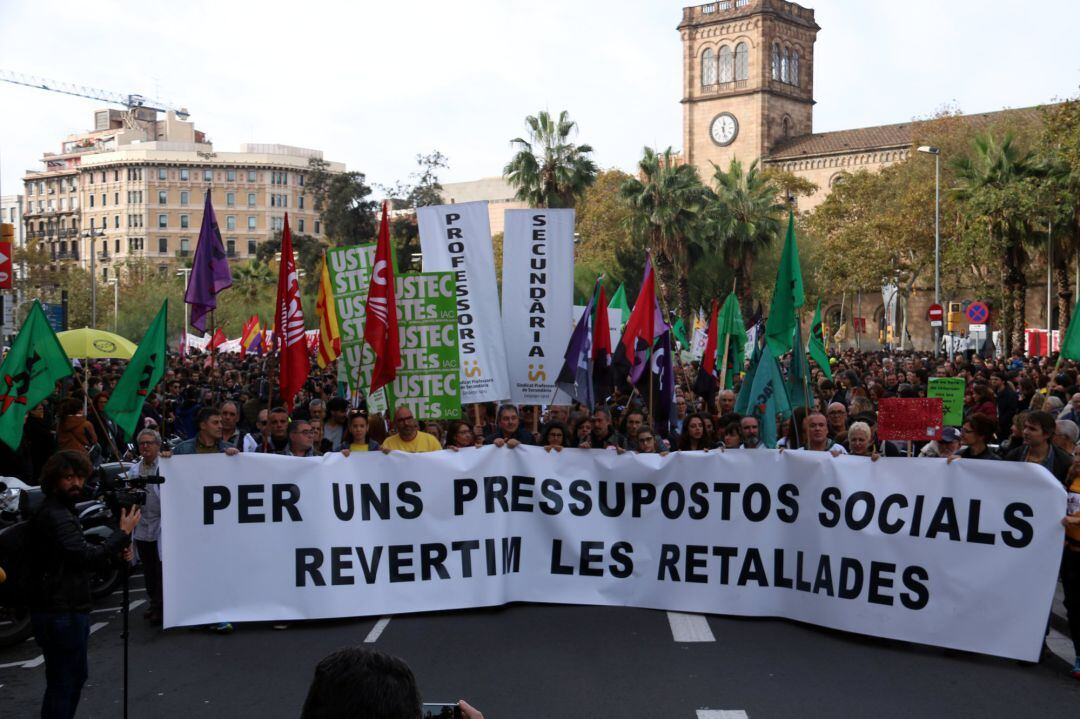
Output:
[501, 209, 574, 404]
[160, 449, 1065, 661]
[418, 201, 510, 403]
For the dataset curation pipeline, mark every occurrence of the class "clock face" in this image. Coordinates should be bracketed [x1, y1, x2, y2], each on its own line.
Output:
[710, 113, 738, 146]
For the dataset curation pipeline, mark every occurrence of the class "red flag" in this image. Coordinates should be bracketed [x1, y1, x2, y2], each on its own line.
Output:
[700, 300, 720, 377]
[274, 214, 310, 411]
[364, 203, 400, 395]
[592, 284, 611, 362]
[207, 327, 227, 351]
[620, 255, 656, 363]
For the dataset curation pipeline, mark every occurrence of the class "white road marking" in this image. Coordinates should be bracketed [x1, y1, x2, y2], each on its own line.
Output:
[698, 711, 748, 719]
[364, 617, 391, 643]
[667, 612, 715, 642]
[91, 599, 147, 614]
[1046, 629, 1075, 665]
[0, 622, 110, 670]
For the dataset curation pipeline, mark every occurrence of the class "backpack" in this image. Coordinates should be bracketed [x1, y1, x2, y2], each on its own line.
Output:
[0, 518, 37, 610]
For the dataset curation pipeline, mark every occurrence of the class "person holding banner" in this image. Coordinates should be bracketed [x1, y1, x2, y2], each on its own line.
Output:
[483, 405, 534, 448]
[1062, 463, 1080, 678]
[169, 408, 240, 457]
[541, 421, 569, 451]
[381, 407, 441, 453]
[339, 411, 380, 454]
[445, 421, 481, 451]
[1004, 410, 1072, 487]
[953, 414, 1001, 460]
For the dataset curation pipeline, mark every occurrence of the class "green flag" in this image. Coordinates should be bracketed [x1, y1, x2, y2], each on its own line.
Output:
[716, 293, 745, 389]
[786, 320, 811, 409]
[608, 283, 631, 332]
[673, 318, 689, 349]
[106, 301, 168, 441]
[1060, 296, 1080, 361]
[808, 298, 833, 380]
[0, 302, 73, 451]
[747, 344, 791, 448]
[764, 210, 805, 357]
[734, 336, 762, 416]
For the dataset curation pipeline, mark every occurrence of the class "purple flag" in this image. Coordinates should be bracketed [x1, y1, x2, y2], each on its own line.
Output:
[553, 284, 597, 407]
[184, 190, 233, 333]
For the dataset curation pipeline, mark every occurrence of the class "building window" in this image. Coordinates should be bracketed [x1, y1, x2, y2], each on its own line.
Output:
[180, 238, 190, 255]
[226, 239, 236, 256]
[248, 240, 257, 255]
[701, 48, 717, 86]
[100, 172, 106, 183]
[248, 170, 257, 182]
[114, 192, 119, 204]
[781, 46, 790, 83]
[227, 169, 236, 182]
[283, 172, 288, 185]
[719, 45, 733, 83]
[204, 170, 213, 182]
[114, 215, 120, 228]
[158, 168, 167, 180]
[227, 192, 236, 207]
[114, 238, 120, 253]
[180, 214, 189, 229]
[226, 215, 236, 230]
[158, 214, 167, 228]
[180, 191, 189, 206]
[90, 195, 95, 208]
[248, 216, 256, 230]
[180, 169, 189, 181]
[734, 42, 749, 81]
[247, 193, 256, 207]
[101, 194, 106, 206]
[298, 194, 305, 209]
[298, 174, 304, 187]
[771, 43, 781, 81]
[159, 237, 168, 254]
[791, 50, 800, 87]
[271, 216, 283, 231]
[158, 190, 167, 205]
[314, 220, 320, 235]
[298, 219, 305, 233]
[114, 170, 119, 182]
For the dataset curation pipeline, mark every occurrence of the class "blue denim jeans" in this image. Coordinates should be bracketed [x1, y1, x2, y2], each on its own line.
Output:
[31, 611, 91, 719]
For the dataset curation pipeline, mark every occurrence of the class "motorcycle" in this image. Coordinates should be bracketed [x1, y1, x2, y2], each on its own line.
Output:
[0, 476, 38, 647]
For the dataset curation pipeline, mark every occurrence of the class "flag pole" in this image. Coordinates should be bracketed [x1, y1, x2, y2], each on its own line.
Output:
[800, 309, 812, 413]
[718, 277, 737, 399]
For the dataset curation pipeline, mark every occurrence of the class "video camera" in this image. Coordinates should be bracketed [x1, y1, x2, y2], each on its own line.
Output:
[99, 473, 166, 510]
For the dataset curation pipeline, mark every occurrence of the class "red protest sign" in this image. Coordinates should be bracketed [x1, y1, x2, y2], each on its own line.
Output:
[877, 398, 944, 441]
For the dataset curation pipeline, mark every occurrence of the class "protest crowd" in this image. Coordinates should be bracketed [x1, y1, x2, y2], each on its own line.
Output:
[2, 201, 1080, 719]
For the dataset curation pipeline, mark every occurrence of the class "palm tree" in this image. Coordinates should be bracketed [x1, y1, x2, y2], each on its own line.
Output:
[620, 147, 709, 319]
[707, 159, 786, 324]
[504, 110, 598, 208]
[232, 260, 275, 302]
[951, 132, 1045, 353]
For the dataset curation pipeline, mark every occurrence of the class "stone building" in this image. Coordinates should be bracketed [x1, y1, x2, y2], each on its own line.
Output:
[22, 108, 344, 280]
[679, 0, 1058, 351]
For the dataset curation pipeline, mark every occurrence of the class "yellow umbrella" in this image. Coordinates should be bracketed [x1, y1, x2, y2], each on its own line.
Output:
[57, 327, 138, 360]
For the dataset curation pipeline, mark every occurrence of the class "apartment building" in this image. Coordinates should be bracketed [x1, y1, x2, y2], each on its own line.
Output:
[23, 108, 345, 279]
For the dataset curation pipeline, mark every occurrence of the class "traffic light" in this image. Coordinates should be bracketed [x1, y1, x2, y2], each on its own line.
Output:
[0, 223, 12, 241]
[947, 302, 963, 332]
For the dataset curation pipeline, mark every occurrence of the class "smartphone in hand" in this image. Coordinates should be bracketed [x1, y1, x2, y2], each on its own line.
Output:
[421, 703, 462, 719]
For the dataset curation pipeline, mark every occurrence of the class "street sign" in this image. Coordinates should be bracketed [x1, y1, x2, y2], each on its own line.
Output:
[928, 303, 944, 327]
[0, 240, 11, 290]
[966, 301, 989, 324]
[41, 302, 65, 332]
[969, 323, 987, 332]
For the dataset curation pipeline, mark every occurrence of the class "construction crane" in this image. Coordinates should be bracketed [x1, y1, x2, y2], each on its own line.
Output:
[0, 69, 189, 122]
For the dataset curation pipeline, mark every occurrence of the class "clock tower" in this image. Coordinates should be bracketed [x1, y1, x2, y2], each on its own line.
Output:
[679, 0, 819, 179]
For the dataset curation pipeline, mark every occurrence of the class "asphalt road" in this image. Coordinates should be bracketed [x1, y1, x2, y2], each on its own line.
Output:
[2, 573, 1078, 718]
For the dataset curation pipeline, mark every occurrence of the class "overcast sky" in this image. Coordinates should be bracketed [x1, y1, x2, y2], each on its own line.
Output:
[1, 0, 1078, 198]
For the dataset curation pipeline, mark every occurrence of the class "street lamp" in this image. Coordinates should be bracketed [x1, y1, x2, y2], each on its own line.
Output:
[82, 226, 103, 327]
[106, 278, 119, 333]
[917, 146, 941, 356]
[176, 268, 192, 336]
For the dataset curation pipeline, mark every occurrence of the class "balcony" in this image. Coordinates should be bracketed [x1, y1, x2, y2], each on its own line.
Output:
[176, 249, 190, 258]
[99, 251, 110, 261]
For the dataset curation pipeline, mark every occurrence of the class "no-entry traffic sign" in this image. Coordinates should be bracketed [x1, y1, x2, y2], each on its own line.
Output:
[966, 301, 989, 324]
[928, 303, 944, 327]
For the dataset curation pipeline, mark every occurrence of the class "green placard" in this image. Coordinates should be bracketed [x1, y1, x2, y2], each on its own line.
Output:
[385, 272, 460, 421]
[326, 243, 377, 392]
[928, 377, 966, 426]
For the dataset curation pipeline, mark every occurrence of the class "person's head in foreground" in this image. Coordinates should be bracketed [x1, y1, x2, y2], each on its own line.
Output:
[301, 647, 483, 719]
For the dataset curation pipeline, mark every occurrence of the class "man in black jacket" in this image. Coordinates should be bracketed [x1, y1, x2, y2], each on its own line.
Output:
[31, 450, 140, 719]
[1005, 410, 1073, 488]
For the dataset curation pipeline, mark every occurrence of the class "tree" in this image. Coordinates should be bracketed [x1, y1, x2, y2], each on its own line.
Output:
[307, 157, 379, 244]
[232, 260, 275, 302]
[256, 232, 325, 296]
[707, 159, 788, 324]
[381, 151, 451, 272]
[951, 131, 1047, 352]
[1042, 98, 1080, 334]
[504, 110, 598, 208]
[620, 147, 709, 319]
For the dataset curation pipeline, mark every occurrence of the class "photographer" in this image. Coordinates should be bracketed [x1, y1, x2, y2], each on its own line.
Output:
[30, 450, 140, 719]
[127, 428, 164, 624]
